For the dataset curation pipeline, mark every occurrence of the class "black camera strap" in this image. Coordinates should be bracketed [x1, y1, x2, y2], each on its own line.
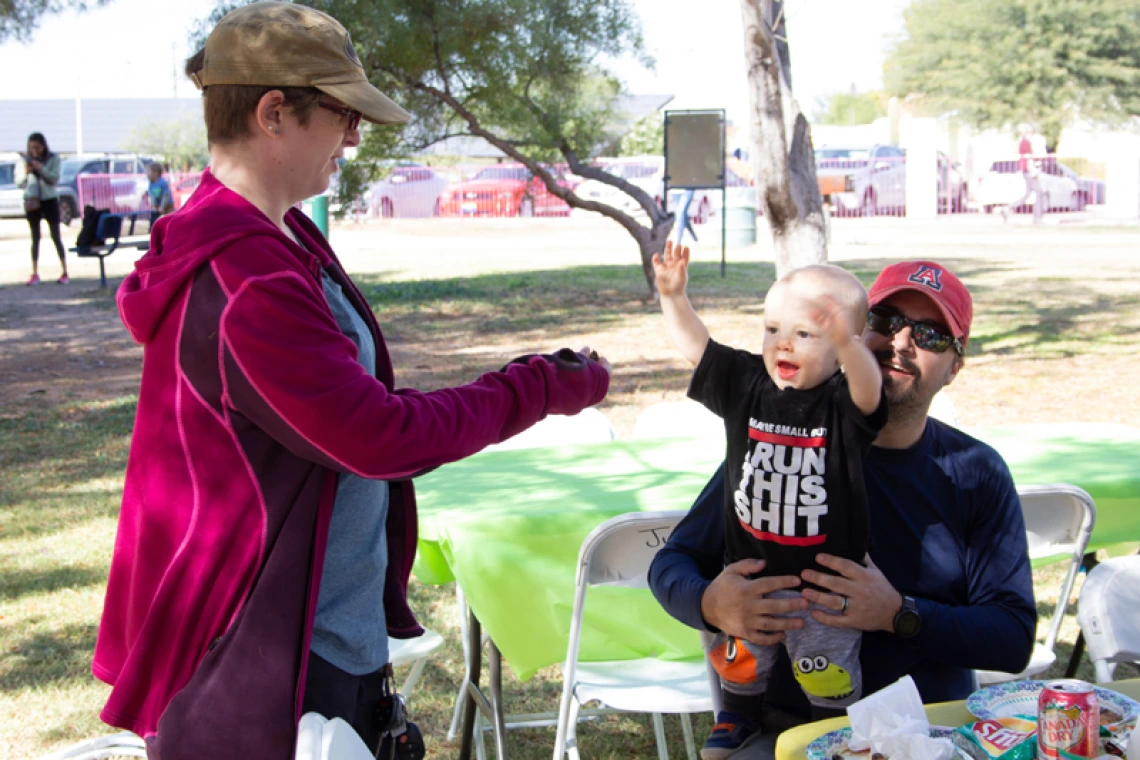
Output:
[373, 664, 424, 760]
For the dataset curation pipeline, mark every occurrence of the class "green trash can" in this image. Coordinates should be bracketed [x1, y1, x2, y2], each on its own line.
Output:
[725, 204, 757, 247]
[309, 194, 330, 237]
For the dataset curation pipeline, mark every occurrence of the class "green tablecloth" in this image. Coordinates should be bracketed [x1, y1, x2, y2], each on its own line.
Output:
[413, 436, 724, 680]
[411, 424, 1140, 681]
[966, 423, 1140, 554]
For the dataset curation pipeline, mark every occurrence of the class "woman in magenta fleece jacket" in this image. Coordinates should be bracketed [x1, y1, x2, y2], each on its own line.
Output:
[92, 5, 610, 759]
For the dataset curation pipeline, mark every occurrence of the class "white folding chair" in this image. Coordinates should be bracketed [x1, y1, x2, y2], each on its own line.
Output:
[1077, 556, 1140, 683]
[389, 627, 445, 699]
[295, 713, 373, 760]
[35, 732, 147, 760]
[448, 408, 618, 749]
[553, 510, 713, 760]
[631, 400, 724, 444]
[485, 407, 615, 452]
[976, 484, 1096, 684]
[699, 630, 725, 715]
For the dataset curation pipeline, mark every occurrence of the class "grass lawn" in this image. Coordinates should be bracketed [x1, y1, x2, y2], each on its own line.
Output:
[2, 218, 1140, 758]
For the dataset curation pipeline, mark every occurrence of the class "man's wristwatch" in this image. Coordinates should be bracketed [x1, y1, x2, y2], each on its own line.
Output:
[893, 595, 922, 638]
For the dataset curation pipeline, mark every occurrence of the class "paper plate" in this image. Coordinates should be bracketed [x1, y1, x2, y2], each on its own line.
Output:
[966, 680, 1140, 727]
[805, 725, 955, 760]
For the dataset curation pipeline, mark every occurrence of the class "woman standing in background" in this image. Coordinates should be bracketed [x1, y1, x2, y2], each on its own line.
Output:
[22, 132, 69, 285]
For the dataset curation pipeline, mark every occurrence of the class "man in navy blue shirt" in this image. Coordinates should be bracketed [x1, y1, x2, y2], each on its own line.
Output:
[648, 260, 1037, 759]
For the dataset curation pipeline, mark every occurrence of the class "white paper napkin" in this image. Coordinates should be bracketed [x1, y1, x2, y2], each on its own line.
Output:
[847, 675, 956, 760]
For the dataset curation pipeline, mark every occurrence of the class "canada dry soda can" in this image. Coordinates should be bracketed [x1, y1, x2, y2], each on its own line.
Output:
[1037, 679, 1100, 758]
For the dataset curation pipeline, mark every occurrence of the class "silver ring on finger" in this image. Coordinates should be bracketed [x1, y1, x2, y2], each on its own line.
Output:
[840, 596, 850, 615]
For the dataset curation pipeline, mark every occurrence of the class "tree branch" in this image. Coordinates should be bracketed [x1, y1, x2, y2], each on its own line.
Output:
[426, 11, 453, 98]
[407, 78, 658, 241]
[402, 131, 472, 152]
[556, 140, 669, 223]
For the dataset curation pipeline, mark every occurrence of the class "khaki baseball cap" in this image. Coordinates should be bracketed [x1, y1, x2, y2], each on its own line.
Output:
[190, 1, 409, 125]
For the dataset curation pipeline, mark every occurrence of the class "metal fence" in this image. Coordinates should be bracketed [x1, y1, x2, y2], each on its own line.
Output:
[362, 163, 578, 219]
[974, 156, 1105, 216]
[355, 158, 761, 224]
[78, 172, 204, 214]
[816, 155, 906, 218]
[76, 156, 1106, 224]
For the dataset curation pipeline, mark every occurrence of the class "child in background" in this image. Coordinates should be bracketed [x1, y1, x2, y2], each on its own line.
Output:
[652, 242, 887, 759]
[145, 163, 174, 226]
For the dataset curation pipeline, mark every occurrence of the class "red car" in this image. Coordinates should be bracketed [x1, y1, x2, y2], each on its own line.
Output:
[437, 164, 572, 217]
[171, 173, 204, 210]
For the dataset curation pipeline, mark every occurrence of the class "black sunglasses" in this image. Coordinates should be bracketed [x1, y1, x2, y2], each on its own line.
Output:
[317, 101, 363, 131]
[867, 306, 964, 355]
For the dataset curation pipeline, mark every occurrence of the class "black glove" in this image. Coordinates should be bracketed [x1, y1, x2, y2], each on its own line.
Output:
[499, 347, 595, 373]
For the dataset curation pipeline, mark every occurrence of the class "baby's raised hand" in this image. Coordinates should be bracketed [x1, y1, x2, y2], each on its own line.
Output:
[651, 241, 691, 297]
[809, 295, 859, 347]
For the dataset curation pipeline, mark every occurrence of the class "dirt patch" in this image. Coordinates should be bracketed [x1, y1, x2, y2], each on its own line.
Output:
[0, 282, 142, 410]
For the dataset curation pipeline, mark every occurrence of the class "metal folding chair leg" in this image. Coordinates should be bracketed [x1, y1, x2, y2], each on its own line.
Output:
[489, 639, 509, 759]
[448, 583, 471, 741]
[450, 583, 492, 741]
[473, 712, 488, 760]
[400, 656, 429, 697]
[565, 697, 583, 760]
[459, 612, 511, 760]
[652, 713, 668, 760]
[681, 713, 697, 760]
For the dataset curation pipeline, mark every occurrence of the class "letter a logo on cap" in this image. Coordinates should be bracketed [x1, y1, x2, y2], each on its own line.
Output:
[907, 264, 944, 292]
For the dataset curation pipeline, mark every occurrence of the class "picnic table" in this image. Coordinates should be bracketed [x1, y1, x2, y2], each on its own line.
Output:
[68, 211, 149, 288]
[774, 678, 1140, 759]
[411, 423, 1140, 755]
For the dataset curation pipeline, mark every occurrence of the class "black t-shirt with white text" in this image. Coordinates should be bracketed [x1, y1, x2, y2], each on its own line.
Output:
[688, 339, 887, 580]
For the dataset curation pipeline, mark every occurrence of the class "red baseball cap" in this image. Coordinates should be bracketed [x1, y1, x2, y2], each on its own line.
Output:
[868, 261, 973, 346]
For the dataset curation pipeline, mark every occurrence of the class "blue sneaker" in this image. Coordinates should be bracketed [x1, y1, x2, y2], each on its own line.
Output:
[701, 711, 760, 760]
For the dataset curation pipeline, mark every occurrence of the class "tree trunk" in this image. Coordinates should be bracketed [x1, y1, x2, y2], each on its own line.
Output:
[631, 215, 675, 299]
[739, 0, 828, 280]
[1040, 118, 1062, 154]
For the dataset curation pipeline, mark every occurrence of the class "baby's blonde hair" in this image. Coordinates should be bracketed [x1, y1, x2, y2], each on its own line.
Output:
[766, 264, 868, 328]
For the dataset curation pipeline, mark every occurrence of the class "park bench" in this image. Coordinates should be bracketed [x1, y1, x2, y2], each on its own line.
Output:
[69, 210, 149, 289]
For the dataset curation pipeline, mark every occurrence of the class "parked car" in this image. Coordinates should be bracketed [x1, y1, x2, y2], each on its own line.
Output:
[572, 156, 664, 212]
[975, 158, 1079, 214]
[0, 161, 24, 218]
[1054, 162, 1102, 209]
[55, 155, 155, 225]
[437, 164, 572, 217]
[815, 144, 906, 216]
[815, 146, 969, 216]
[369, 164, 450, 218]
[170, 173, 203, 210]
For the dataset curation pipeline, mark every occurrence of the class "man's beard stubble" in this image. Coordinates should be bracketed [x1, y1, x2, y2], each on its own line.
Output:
[874, 348, 936, 426]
